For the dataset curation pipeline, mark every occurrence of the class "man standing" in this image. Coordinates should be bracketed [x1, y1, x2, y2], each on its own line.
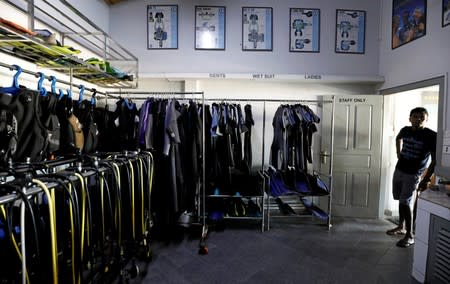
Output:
[387, 107, 436, 248]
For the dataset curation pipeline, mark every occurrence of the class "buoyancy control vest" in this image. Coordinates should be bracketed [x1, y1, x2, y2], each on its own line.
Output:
[0, 88, 47, 164]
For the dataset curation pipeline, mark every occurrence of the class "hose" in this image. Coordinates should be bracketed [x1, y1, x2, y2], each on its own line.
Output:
[31, 179, 58, 284]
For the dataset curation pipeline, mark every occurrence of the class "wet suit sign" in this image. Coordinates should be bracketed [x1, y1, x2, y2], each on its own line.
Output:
[338, 97, 366, 103]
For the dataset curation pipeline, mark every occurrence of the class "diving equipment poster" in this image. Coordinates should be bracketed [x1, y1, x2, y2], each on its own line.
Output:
[242, 7, 273, 51]
[147, 5, 178, 49]
[289, 8, 320, 52]
[195, 6, 226, 50]
[335, 9, 366, 54]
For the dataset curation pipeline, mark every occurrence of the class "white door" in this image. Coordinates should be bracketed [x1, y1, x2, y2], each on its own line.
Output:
[321, 95, 383, 218]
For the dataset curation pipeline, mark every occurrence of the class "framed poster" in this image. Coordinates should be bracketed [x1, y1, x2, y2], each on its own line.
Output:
[147, 5, 178, 49]
[289, 8, 320, 53]
[195, 6, 226, 50]
[392, 0, 426, 49]
[335, 9, 366, 54]
[444, 0, 450, 27]
[242, 7, 273, 51]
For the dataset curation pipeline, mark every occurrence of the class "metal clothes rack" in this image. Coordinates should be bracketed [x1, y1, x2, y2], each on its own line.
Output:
[0, 153, 154, 283]
[191, 97, 335, 230]
[0, 153, 148, 205]
[199, 97, 333, 170]
[257, 97, 335, 230]
[105, 91, 204, 99]
[111, 95, 335, 231]
[106, 91, 208, 233]
[0, 152, 152, 205]
[111, 95, 334, 231]
[0, 168, 93, 206]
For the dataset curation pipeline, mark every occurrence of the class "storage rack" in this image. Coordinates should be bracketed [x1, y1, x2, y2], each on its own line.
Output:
[0, 0, 138, 88]
[112, 95, 334, 232]
[200, 97, 335, 231]
[0, 152, 155, 283]
[105, 91, 208, 236]
[262, 98, 334, 231]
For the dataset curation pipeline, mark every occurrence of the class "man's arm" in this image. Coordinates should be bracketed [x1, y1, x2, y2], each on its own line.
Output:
[418, 151, 436, 191]
[396, 137, 402, 159]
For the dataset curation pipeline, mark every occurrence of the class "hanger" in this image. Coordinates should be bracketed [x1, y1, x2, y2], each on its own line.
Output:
[49, 75, 57, 94]
[63, 89, 73, 114]
[78, 85, 85, 105]
[58, 89, 65, 100]
[123, 92, 134, 109]
[36, 72, 47, 97]
[124, 97, 135, 110]
[0, 64, 22, 96]
[90, 88, 97, 106]
[67, 88, 73, 99]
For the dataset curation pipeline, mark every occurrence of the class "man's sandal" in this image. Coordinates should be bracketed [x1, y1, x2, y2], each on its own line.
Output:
[386, 227, 406, 235]
[396, 236, 414, 247]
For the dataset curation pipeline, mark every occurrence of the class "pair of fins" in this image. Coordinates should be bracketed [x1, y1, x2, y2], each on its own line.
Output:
[275, 197, 328, 219]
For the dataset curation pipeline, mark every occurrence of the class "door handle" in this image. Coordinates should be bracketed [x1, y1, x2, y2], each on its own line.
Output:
[320, 150, 330, 164]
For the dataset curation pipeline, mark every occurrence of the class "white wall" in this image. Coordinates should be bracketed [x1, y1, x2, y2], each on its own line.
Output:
[66, 0, 110, 33]
[110, 0, 381, 77]
[379, 0, 450, 179]
[378, 0, 449, 89]
[113, 77, 377, 170]
[108, 0, 383, 172]
[198, 80, 363, 169]
[380, 0, 450, 89]
[1, 1, 110, 33]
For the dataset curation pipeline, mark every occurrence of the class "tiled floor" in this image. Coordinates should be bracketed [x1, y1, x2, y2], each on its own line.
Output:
[140, 218, 414, 283]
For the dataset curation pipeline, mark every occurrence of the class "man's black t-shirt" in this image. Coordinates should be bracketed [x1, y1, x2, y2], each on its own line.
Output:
[395, 126, 436, 175]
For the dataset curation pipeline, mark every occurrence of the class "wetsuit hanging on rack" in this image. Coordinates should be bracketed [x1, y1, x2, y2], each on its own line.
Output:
[114, 97, 139, 151]
[243, 104, 254, 172]
[270, 104, 320, 172]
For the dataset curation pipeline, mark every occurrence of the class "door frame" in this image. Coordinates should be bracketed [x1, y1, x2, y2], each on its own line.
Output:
[379, 75, 446, 218]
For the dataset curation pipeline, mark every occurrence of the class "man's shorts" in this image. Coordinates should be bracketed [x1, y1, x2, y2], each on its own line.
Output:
[392, 168, 420, 205]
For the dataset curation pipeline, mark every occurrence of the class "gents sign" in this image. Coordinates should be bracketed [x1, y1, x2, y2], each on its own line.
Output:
[209, 73, 226, 78]
[338, 97, 366, 103]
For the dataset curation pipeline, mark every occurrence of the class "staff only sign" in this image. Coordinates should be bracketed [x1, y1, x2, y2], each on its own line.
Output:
[338, 97, 367, 103]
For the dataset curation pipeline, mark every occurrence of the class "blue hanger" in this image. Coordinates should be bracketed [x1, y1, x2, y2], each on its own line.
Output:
[78, 85, 85, 105]
[124, 98, 134, 110]
[58, 89, 64, 100]
[90, 88, 97, 106]
[36, 72, 47, 97]
[49, 76, 57, 94]
[0, 65, 22, 96]
[67, 89, 73, 99]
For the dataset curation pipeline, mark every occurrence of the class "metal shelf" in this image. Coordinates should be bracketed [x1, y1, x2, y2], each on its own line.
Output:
[0, 0, 138, 89]
[207, 194, 264, 199]
[223, 216, 264, 220]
